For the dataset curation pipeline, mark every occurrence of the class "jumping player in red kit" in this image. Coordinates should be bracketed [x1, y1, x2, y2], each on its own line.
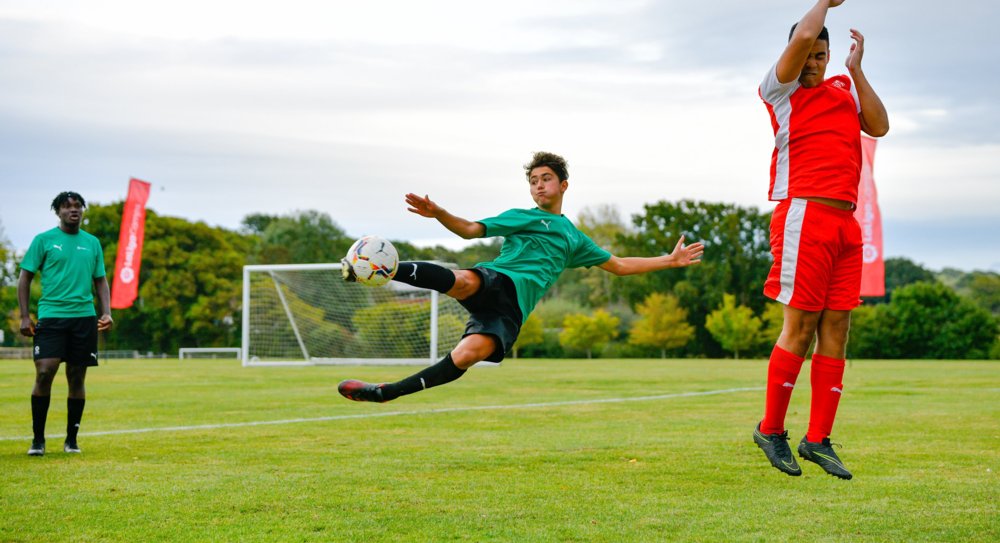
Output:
[752, 0, 889, 479]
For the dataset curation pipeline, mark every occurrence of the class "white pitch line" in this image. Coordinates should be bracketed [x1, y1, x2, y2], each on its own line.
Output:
[0, 386, 762, 441]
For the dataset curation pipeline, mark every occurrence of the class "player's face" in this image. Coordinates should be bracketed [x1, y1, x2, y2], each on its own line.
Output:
[57, 197, 85, 228]
[528, 166, 567, 211]
[798, 40, 830, 88]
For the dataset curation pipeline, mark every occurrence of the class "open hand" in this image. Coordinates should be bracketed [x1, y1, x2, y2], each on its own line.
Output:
[405, 193, 442, 218]
[670, 236, 705, 267]
[845, 28, 865, 72]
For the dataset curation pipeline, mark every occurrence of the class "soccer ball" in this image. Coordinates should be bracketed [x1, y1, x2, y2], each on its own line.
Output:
[344, 235, 399, 287]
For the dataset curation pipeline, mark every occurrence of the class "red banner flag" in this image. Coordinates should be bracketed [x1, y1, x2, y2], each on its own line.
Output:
[854, 137, 885, 297]
[111, 178, 152, 309]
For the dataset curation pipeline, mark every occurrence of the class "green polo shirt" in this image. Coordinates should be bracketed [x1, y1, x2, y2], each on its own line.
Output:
[476, 208, 611, 322]
[20, 227, 106, 318]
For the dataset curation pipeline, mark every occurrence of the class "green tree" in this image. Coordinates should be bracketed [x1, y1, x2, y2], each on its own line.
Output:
[955, 272, 1000, 316]
[616, 200, 772, 357]
[353, 300, 434, 358]
[628, 292, 694, 358]
[249, 210, 354, 264]
[849, 281, 997, 359]
[559, 310, 620, 359]
[0, 220, 20, 346]
[513, 313, 544, 358]
[756, 302, 785, 353]
[863, 257, 936, 304]
[570, 205, 629, 306]
[84, 203, 252, 352]
[705, 294, 762, 359]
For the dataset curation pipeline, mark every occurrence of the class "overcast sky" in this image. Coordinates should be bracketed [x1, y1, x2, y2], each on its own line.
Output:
[1, 0, 997, 272]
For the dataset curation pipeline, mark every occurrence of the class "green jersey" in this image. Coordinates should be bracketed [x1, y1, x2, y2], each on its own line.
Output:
[20, 227, 106, 318]
[477, 208, 611, 322]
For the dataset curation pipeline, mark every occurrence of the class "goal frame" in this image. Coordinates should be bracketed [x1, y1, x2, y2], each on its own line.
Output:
[241, 262, 446, 367]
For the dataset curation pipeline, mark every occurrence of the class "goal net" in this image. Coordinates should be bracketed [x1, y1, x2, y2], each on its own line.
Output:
[242, 263, 468, 366]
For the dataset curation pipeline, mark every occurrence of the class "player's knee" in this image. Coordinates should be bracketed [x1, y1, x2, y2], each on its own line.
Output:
[449, 270, 481, 299]
[34, 368, 57, 387]
[782, 320, 816, 344]
[67, 375, 86, 391]
[452, 336, 496, 367]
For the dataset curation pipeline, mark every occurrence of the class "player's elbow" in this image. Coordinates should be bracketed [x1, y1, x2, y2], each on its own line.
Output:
[460, 227, 483, 240]
[862, 116, 890, 138]
[470, 223, 487, 239]
[603, 258, 629, 276]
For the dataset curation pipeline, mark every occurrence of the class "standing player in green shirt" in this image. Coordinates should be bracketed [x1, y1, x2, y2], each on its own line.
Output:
[338, 151, 704, 403]
[18, 192, 113, 456]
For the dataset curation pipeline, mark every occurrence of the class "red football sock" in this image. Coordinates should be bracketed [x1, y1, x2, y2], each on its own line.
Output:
[806, 353, 846, 443]
[760, 344, 805, 435]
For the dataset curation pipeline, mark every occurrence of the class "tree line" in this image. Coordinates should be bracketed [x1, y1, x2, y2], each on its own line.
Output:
[1, 201, 997, 359]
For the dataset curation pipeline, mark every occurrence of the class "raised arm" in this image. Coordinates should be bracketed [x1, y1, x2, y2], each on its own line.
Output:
[404, 193, 485, 240]
[776, 0, 845, 84]
[598, 236, 704, 277]
[846, 28, 889, 137]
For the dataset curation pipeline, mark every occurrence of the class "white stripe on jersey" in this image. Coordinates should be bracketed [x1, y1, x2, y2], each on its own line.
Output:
[772, 98, 794, 200]
[777, 199, 808, 305]
[759, 64, 800, 201]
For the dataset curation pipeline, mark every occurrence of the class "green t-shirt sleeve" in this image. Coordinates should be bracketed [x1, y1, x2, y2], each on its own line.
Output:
[568, 232, 612, 269]
[478, 209, 526, 238]
[20, 235, 45, 273]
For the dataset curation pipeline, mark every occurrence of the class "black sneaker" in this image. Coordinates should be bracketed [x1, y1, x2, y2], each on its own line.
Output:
[798, 436, 853, 480]
[753, 423, 802, 476]
[338, 380, 387, 402]
[27, 439, 45, 456]
[64, 440, 82, 454]
[341, 258, 358, 282]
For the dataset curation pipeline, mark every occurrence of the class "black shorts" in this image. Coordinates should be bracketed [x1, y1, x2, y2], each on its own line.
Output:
[459, 268, 523, 363]
[33, 317, 99, 366]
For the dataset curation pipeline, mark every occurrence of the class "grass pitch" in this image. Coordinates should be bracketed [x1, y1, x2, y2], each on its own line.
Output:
[0, 357, 996, 542]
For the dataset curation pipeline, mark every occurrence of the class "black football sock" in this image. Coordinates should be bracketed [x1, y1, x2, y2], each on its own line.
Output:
[393, 262, 456, 293]
[31, 395, 51, 442]
[382, 354, 466, 400]
[67, 398, 86, 442]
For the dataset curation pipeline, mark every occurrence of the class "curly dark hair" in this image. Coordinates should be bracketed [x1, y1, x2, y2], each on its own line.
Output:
[523, 151, 569, 182]
[51, 191, 86, 212]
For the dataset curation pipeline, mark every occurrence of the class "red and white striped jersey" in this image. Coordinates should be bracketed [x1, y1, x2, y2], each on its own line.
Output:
[760, 64, 863, 204]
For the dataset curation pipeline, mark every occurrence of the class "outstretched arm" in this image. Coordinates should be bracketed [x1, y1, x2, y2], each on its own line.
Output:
[846, 29, 889, 137]
[598, 236, 704, 277]
[775, 0, 845, 84]
[405, 193, 485, 240]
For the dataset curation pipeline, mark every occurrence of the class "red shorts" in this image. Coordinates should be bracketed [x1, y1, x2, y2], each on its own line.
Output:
[764, 198, 863, 312]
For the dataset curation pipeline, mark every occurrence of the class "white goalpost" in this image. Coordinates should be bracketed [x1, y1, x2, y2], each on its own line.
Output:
[241, 263, 468, 367]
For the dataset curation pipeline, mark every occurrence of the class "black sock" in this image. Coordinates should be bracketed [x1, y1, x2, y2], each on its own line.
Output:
[67, 398, 86, 442]
[382, 354, 466, 400]
[393, 262, 456, 293]
[31, 395, 50, 442]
